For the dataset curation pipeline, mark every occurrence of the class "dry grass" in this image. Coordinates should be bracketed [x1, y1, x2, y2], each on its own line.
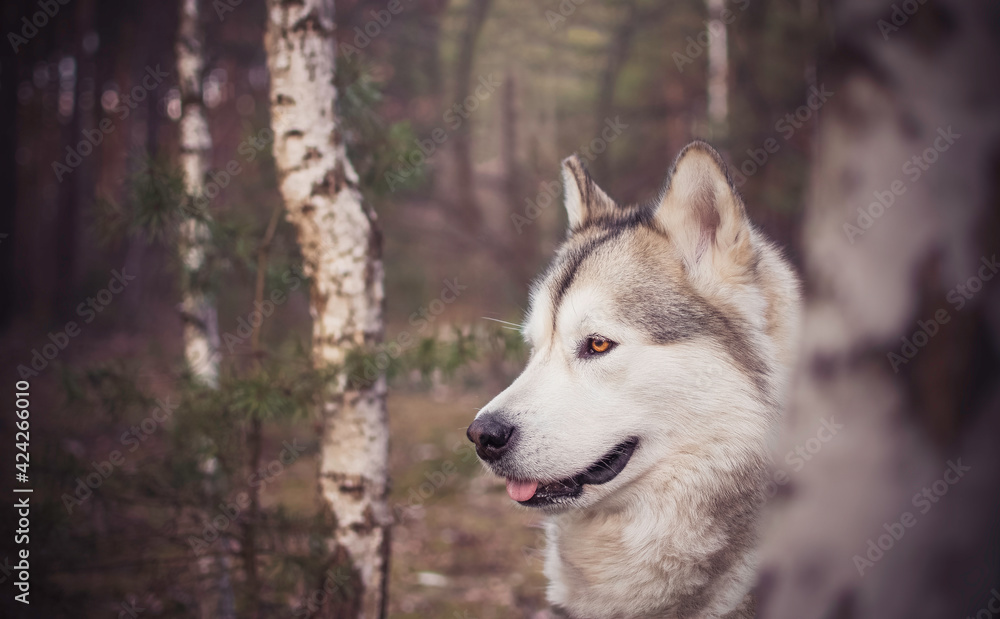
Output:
[385, 390, 551, 619]
[263, 387, 551, 617]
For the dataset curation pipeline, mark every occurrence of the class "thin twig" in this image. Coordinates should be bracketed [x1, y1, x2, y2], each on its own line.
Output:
[242, 202, 283, 619]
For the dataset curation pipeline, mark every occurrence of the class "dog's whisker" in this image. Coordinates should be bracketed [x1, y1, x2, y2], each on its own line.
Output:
[481, 317, 523, 329]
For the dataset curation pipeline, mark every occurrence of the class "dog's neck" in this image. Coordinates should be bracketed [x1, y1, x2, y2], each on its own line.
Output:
[543, 444, 766, 619]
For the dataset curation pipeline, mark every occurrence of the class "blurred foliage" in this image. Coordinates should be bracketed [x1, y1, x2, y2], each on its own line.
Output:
[50, 36, 533, 614]
[42, 319, 525, 615]
[344, 323, 528, 389]
[92, 154, 192, 247]
[336, 54, 425, 197]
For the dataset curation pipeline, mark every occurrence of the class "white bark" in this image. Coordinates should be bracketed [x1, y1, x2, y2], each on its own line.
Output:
[706, 0, 728, 137]
[177, 0, 220, 387]
[263, 1, 390, 617]
[177, 3, 233, 617]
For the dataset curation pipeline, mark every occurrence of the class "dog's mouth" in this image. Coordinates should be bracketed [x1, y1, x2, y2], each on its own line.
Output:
[505, 438, 639, 507]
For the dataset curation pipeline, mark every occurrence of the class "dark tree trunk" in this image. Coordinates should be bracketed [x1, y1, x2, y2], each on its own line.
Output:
[0, 5, 21, 328]
[451, 0, 493, 237]
[592, 1, 640, 180]
[501, 70, 519, 211]
[421, 0, 448, 97]
[54, 0, 100, 316]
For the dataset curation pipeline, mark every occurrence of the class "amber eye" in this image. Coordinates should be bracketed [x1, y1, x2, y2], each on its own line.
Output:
[588, 337, 612, 354]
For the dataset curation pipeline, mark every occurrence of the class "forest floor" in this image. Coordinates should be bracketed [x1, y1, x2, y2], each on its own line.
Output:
[266, 387, 553, 619]
[4, 308, 549, 616]
[384, 389, 553, 619]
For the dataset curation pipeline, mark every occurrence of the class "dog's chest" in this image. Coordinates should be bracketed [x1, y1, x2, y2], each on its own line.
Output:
[542, 508, 749, 618]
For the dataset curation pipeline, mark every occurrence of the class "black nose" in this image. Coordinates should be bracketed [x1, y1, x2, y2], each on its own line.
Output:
[467, 415, 516, 461]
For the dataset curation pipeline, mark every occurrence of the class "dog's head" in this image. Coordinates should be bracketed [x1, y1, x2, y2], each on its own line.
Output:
[469, 141, 796, 512]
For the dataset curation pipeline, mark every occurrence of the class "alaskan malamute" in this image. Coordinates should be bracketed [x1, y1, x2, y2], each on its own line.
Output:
[468, 141, 801, 618]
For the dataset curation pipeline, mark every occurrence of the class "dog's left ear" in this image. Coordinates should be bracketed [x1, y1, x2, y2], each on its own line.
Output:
[561, 155, 616, 230]
[655, 141, 753, 280]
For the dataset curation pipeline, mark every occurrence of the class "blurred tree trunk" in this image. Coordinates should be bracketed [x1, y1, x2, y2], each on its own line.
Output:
[60, 0, 100, 314]
[422, 0, 448, 98]
[177, 0, 220, 387]
[416, 0, 449, 198]
[502, 70, 538, 287]
[263, 1, 390, 617]
[451, 0, 493, 236]
[55, 53, 81, 316]
[176, 2, 235, 617]
[760, 1, 1000, 618]
[52, 0, 97, 317]
[592, 1, 639, 180]
[705, 0, 728, 138]
[0, 6, 21, 328]
[501, 70, 519, 207]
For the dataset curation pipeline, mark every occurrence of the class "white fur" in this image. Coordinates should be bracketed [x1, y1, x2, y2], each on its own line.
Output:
[473, 144, 801, 618]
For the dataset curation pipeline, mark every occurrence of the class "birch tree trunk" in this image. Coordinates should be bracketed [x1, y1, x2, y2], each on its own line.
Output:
[759, 1, 1000, 617]
[176, 3, 236, 617]
[263, 2, 390, 617]
[177, 0, 220, 387]
[705, 0, 728, 138]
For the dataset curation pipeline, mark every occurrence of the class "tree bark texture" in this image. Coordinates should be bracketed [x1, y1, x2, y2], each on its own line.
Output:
[263, 1, 390, 616]
[177, 0, 221, 388]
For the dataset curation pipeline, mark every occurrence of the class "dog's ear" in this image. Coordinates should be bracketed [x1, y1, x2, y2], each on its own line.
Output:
[561, 155, 616, 230]
[654, 141, 753, 279]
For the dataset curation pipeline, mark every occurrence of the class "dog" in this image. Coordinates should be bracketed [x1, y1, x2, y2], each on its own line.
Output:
[467, 141, 801, 618]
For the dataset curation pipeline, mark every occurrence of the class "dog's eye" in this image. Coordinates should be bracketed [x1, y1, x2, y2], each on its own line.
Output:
[584, 336, 615, 356]
[590, 338, 610, 353]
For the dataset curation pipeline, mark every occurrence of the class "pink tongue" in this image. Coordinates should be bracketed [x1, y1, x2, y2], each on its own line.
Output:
[506, 479, 538, 502]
